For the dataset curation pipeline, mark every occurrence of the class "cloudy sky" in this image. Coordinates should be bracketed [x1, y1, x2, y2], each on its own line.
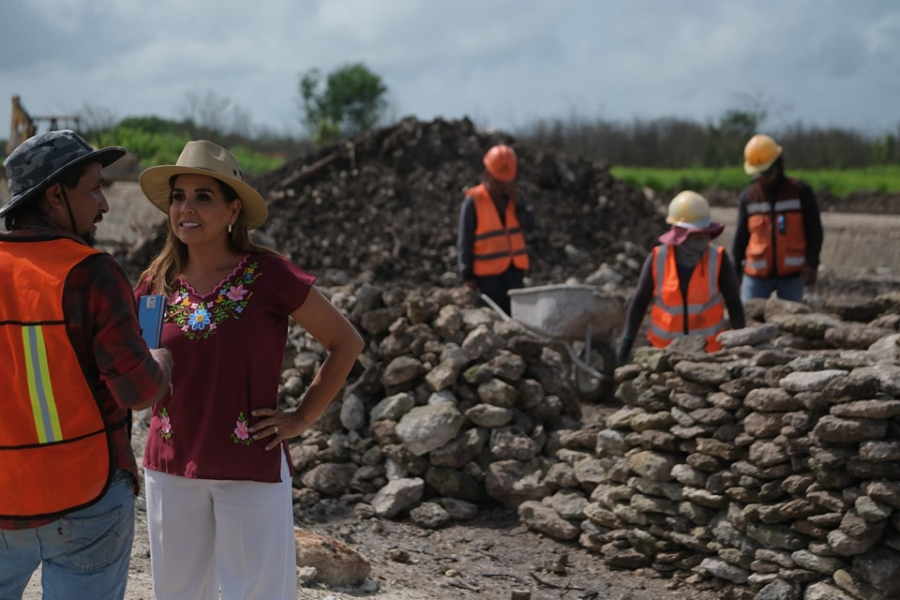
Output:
[2, 0, 898, 142]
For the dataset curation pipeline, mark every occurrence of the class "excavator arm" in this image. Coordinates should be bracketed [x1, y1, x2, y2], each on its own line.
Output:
[7, 95, 37, 155]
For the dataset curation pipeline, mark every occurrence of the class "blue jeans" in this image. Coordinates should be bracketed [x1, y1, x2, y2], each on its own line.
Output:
[740, 274, 805, 303]
[0, 471, 135, 600]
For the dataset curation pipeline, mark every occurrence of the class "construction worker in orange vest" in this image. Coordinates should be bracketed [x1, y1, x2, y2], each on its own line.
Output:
[457, 144, 533, 315]
[0, 130, 173, 599]
[733, 134, 823, 302]
[617, 191, 745, 364]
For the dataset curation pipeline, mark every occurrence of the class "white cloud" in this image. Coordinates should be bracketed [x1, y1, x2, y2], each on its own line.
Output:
[1, 0, 898, 150]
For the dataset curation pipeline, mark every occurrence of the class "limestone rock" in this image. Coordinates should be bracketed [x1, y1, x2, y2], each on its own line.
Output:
[294, 529, 371, 587]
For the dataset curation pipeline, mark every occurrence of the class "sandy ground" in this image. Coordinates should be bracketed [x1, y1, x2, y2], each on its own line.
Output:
[710, 206, 900, 273]
[95, 181, 167, 247]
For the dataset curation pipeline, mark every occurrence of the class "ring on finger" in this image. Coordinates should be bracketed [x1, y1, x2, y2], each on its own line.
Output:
[274, 425, 279, 435]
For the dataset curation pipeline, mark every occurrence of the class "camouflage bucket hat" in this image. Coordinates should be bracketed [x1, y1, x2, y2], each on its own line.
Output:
[0, 130, 126, 218]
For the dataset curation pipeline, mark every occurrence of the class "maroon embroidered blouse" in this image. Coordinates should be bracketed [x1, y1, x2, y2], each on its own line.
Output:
[135, 253, 314, 482]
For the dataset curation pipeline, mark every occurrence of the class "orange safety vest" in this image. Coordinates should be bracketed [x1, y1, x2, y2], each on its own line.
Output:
[0, 237, 120, 519]
[742, 179, 806, 277]
[468, 184, 530, 276]
[648, 244, 726, 352]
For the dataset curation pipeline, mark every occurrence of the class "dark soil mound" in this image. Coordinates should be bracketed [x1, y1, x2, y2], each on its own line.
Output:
[244, 116, 665, 287]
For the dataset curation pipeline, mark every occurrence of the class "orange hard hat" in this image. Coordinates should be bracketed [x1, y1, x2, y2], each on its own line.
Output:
[483, 145, 517, 182]
[743, 134, 783, 175]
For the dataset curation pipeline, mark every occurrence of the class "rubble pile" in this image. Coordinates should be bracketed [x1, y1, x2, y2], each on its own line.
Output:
[247, 116, 665, 287]
[245, 279, 900, 599]
[281, 283, 592, 506]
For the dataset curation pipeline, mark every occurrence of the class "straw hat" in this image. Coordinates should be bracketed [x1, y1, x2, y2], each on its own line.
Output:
[139, 140, 267, 230]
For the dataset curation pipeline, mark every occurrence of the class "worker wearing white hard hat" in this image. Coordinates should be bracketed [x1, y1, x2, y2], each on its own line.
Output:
[617, 191, 745, 364]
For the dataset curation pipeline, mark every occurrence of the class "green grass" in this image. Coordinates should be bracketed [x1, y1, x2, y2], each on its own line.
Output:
[610, 166, 900, 197]
[93, 128, 285, 174]
[229, 147, 286, 174]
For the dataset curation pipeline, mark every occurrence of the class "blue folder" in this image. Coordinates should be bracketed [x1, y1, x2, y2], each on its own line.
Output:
[138, 294, 167, 349]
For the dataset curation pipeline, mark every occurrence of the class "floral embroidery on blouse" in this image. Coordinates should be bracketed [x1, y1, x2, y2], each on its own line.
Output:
[157, 407, 173, 440]
[231, 411, 253, 445]
[168, 260, 261, 340]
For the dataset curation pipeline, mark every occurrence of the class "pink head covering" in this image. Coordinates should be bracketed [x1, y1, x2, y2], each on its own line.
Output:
[658, 221, 725, 246]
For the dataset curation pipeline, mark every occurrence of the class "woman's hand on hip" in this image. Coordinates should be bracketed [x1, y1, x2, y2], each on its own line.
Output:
[250, 408, 310, 451]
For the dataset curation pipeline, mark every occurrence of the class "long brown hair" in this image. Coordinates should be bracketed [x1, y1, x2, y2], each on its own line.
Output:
[138, 176, 279, 295]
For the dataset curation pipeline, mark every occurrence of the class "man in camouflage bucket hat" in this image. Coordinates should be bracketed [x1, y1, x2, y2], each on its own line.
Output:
[1, 129, 126, 245]
[0, 130, 174, 599]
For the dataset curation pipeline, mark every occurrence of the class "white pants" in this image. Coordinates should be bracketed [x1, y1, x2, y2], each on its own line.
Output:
[144, 452, 297, 600]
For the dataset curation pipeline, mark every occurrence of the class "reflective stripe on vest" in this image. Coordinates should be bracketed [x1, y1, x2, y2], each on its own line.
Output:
[743, 179, 807, 277]
[23, 324, 64, 443]
[0, 236, 115, 519]
[468, 184, 530, 276]
[648, 244, 726, 352]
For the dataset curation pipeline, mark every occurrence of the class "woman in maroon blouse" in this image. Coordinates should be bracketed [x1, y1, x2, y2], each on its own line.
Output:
[135, 140, 364, 599]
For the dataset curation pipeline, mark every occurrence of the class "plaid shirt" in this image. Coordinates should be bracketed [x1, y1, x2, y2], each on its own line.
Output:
[0, 230, 167, 530]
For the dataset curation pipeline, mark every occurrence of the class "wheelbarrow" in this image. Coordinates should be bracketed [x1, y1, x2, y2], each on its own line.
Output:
[482, 283, 625, 392]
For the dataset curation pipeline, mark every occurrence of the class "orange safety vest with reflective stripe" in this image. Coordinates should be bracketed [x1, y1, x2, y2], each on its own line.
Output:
[742, 179, 806, 277]
[648, 244, 726, 352]
[0, 237, 118, 519]
[468, 184, 530, 276]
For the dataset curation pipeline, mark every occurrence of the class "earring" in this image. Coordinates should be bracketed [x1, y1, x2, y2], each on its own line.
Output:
[228, 223, 233, 234]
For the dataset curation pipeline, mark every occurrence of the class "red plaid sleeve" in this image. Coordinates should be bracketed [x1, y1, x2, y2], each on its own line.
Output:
[73, 254, 168, 407]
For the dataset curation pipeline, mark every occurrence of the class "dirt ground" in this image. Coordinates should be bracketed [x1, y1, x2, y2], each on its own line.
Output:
[24, 414, 729, 600]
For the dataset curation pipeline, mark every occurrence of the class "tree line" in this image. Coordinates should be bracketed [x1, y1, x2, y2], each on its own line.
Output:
[515, 112, 900, 170]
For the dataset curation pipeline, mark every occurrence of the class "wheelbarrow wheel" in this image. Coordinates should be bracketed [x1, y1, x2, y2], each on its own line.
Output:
[572, 342, 617, 404]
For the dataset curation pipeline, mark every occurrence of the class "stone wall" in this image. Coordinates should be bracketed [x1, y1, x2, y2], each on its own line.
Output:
[587, 296, 900, 600]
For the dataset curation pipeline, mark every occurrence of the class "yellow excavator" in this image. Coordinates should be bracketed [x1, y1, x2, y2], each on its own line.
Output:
[5, 96, 138, 182]
[7, 95, 81, 155]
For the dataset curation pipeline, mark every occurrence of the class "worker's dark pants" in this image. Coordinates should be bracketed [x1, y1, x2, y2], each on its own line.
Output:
[476, 268, 525, 316]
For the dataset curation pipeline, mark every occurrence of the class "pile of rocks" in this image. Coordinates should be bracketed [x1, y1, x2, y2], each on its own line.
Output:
[259, 282, 900, 599]
[536, 294, 900, 599]
[281, 283, 600, 510]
